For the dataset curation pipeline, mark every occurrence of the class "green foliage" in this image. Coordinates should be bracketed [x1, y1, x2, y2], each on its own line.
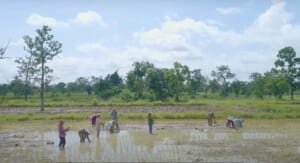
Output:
[126, 61, 154, 98]
[92, 98, 98, 106]
[94, 79, 121, 100]
[25, 25, 62, 111]
[211, 65, 235, 96]
[10, 78, 24, 97]
[252, 73, 265, 99]
[1, 109, 300, 122]
[0, 84, 9, 96]
[145, 68, 168, 101]
[208, 79, 220, 94]
[272, 77, 291, 99]
[231, 80, 242, 97]
[165, 62, 190, 101]
[2, 46, 300, 105]
[105, 71, 123, 87]
[274, 46, 300, 100]
[15, 35, 36, 101]
[0, 41, 9, 59]
[190, 69, 207, 94]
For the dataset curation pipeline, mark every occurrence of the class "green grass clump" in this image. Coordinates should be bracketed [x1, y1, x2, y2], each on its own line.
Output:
[1, 109, 300, 122]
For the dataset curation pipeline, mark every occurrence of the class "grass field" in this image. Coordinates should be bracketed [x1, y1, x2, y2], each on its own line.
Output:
[1, 110, 300, 122]
[0, 92, 299, 121]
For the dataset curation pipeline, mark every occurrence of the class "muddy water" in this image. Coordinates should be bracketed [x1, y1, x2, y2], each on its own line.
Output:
[0, 120, 300, 162]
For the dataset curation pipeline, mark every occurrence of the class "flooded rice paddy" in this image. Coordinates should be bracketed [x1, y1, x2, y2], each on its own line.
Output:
[0, 119, 299, 162]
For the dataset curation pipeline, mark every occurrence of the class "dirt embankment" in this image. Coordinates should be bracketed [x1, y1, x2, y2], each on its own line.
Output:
[0, 105, 258, 115]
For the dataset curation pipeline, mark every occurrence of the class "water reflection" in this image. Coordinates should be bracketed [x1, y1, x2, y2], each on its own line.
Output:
[1, 126, 298, 162]
[242, 132, 286, 139]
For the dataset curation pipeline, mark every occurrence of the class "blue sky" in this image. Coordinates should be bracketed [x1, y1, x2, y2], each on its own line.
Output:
[1, 0, 300, 83]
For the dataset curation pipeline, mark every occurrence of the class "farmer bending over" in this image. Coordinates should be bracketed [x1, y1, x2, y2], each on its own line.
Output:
[233, 118, 244, 128]
[207, 111, 216, 126]
[105, 120, 116, 133]
[226, 117, 244, 129]
[78, 129, 91, 142]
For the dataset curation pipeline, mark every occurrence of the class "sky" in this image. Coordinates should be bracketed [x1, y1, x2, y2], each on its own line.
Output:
[1, 0, 300, 83]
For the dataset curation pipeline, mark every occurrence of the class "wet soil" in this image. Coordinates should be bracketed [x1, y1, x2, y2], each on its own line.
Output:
[0, 120, 299, 162]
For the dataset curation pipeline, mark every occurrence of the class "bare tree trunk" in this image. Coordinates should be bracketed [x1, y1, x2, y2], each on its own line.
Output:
[24, 70, 29, 101]
[41, 60, 44, 111]
[25, 82, 28, 101]
[291, 88, 294, 100]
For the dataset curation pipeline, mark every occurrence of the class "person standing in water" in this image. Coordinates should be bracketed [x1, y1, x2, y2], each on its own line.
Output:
[95, 113, 103, 138]
[148, 113, 154, 134]
[90, 114, 97, 127]
[111, 109, 119, 130]
[58, 120, 70, 149]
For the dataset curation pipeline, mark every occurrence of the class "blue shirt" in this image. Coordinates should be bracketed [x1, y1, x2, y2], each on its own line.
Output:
[234, 119, 243, 127]
[111, 111, 118, 119]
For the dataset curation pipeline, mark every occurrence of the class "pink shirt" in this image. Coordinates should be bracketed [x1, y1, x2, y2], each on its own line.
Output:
[91, 115, 97, 124]
[58, 124, 66, 137]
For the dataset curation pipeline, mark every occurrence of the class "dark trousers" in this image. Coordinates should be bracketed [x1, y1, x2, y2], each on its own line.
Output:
[226, 120, 234, 128]
[59, 137, 66, 148]
[149, 124, 153, 134]
[112, 117, 119, 129]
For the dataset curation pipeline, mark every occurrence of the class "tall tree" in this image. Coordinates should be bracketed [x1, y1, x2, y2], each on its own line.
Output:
[0, 84, 9, 97]
[165, 62, 190, 101]
[126, 61, 154, 98]
[211, 65, 235, 96]
[208, 79, 220, 94]
[249, 72, 265, 98]
[231, 80, 241, 97]
[28, 26, 62, 111]
[145, 68, 168, 100]
[75, 77, 89, 92]
[271, 77, 290, 99]
[94, 79, 120, 100]
[263, 71, 276, 99]
[15, 36, 36, 101]
[190, 69, 206, 94]
[10, 77, 24, 97]
[274, 46, 300, 100]
[55, 82, 67, 94]
[105, 71, 123, 87]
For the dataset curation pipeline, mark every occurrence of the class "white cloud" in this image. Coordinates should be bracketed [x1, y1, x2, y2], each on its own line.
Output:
[26, 11, 107, 28]
[242, 2, 300, 49]
[128, 2, 300, 80]
[10, 39, 24, 47]
[76, 42, 108, 54]
[216, 7, 241, 15]
[206, 19, 225, 27]
[18, 2, 300, 83]
[0, 60, 17, 83]
[26, 14, 70, 27]
[72, 11, 107, 27]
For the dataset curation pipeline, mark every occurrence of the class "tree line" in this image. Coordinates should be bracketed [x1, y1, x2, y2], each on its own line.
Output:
[1, 26, 300, 111]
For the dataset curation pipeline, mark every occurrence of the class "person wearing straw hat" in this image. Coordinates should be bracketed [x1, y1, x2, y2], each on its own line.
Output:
[78, 129, 91, 142]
